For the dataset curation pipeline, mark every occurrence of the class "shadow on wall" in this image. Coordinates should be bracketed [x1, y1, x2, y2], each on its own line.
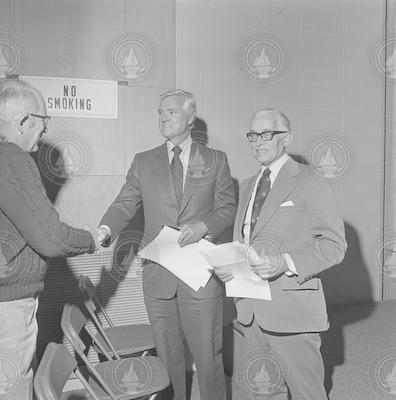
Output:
[32, 141, 85, 360]
[321, 221, 374, 395]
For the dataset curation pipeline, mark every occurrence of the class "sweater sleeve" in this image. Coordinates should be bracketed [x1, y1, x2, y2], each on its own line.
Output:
[0, 145, 95, 258]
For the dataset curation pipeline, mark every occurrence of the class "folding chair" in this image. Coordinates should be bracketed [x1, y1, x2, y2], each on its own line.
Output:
[34, 342, 100, 400]
[78, 274, 154, 358]
[61, 303, 169, 400]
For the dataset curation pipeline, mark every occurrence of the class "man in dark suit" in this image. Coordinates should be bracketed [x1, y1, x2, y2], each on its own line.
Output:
[98, 89, 236, 400]
[215, 108, 347, 399]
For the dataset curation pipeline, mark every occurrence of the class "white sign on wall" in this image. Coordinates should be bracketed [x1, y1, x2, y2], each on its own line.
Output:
[21, 75, 118, 119]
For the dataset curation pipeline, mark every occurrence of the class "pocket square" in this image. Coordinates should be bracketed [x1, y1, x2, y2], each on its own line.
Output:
[280, 200, 295, 207]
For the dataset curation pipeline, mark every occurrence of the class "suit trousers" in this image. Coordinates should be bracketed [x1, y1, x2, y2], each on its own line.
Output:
[233, 318, 328, 400]
[144, 281, 226, 400]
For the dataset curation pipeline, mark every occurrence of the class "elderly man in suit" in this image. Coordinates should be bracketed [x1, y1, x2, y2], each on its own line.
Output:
[215, 108, 347, 399]
[98, 89, 236, 400]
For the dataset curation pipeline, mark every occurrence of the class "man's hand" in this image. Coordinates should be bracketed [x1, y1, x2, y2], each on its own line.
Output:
[84, 225, 102, 252]
[249, 254, 289, 280]
[213, 265, 233, 283]
[96, 226, 110, 246]
[177, 221, 208, 247]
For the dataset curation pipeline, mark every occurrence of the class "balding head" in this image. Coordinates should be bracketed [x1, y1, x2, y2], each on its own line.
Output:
[250, 108, 291, 132]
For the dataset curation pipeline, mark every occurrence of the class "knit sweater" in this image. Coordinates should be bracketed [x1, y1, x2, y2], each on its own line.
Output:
[0, 141, 95, 301]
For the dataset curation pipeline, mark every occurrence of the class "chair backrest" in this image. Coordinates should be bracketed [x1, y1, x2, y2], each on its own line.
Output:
[34, 342, 100, 400]
[34, 342, 76, 400]
[78, 274, 113, 327]
[61, 304, 119, 400]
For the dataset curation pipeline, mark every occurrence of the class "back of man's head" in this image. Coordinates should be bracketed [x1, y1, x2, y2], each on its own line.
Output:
[0, 79, 42, 122]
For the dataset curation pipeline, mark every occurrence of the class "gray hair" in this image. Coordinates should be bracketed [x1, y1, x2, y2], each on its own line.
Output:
[251, 108, 291, 132]
[0, 79, 43, 122]
[160, 88, 197, 125]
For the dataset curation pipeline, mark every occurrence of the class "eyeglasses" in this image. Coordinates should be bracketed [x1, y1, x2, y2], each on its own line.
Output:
[28, 113, 51, 133]
[246, 130, 289, 142]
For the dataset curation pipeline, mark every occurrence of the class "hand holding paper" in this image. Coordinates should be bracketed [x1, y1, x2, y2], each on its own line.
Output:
[201, 242, 271, 300]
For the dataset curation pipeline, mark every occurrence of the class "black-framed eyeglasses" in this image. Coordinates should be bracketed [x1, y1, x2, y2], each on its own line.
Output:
[27, 113, 51, 133]
[246, 130, 289, 142]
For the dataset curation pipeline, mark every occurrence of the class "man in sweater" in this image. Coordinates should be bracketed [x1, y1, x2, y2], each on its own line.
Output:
[0, 79, 99, 400]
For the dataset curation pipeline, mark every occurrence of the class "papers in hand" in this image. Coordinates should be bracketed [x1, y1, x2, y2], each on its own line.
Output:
[138, 225, 216, 291]
[201, 242, 272, 300]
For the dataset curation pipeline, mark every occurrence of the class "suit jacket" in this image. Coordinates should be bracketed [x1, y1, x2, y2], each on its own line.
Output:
[234, 157, 347, 333]
[101, 141, 236, 299]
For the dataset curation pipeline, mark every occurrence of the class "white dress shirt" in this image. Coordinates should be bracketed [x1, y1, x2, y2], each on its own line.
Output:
[166, 136, 192, 190]
[243, 153, 297, 275]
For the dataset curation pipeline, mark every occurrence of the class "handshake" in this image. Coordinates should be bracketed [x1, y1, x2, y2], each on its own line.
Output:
[84, 225, 111, 253]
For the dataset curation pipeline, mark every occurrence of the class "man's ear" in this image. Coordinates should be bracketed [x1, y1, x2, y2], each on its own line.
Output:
[11, 113, 28, 134]
[284, 132, 293, 147]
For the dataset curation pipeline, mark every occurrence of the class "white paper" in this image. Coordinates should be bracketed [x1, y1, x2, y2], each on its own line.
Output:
[201, 242, 271, 300]
[138, 226, 216, 291]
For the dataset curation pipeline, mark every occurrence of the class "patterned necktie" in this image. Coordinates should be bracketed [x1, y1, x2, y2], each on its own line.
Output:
[250, 168, 271, 235]
[170, 145, 183, 207]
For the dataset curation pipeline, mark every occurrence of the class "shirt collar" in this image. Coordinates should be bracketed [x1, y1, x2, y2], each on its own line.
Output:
[166, 135, 192, 156]
[261, 153, 289, 181]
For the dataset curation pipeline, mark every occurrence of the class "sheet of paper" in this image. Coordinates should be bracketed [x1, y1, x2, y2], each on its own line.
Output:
[138, 225, 216, 291]
[201, 242, 271, 300]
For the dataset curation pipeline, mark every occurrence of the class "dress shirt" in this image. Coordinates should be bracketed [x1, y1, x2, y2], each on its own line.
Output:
[243, 153, 297, 275]
[166, 136, 192, 189]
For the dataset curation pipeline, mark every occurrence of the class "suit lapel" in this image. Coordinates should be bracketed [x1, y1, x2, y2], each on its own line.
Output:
[155, 143, 179, 209]
[251, 158, 300, 241]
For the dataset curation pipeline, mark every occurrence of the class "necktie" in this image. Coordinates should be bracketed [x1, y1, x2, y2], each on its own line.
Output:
[250, 168, 271, 235]
[170, 145, 183, 207]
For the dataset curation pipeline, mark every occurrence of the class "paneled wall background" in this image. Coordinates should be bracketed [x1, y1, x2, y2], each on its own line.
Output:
[0, 0, 392, 355]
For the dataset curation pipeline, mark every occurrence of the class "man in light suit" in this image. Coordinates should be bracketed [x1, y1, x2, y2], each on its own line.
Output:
[215, 108, 347, 399]
[98, 89, 236, 400]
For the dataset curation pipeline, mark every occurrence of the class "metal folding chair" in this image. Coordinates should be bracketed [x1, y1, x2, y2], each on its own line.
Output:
[34, 342, 100, 400]
[78, 274, 154, 358]
[61, 303, 169, 400]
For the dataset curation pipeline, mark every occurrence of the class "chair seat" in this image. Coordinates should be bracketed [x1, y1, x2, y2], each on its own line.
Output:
[60, 389, 91, 399]
[88, 356, 170, 399]
[94, 324, 154, 356]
